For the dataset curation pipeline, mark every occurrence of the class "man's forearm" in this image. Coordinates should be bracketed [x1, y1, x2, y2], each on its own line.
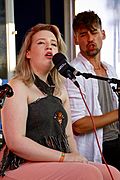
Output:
[72, 109, 118, 135]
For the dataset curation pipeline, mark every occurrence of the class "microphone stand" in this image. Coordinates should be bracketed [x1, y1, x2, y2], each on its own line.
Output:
[76, 72, 120, 132]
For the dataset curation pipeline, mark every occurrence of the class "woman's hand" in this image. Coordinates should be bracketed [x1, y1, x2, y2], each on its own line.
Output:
[64, 152, 88, 163]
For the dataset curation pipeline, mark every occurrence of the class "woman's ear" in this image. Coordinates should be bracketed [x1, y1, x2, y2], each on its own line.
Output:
[74, 34, 79, 45]
[26, 50, 31, 59]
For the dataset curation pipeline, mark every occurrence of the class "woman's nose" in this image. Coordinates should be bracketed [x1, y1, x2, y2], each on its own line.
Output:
[46, 43, 52, 50]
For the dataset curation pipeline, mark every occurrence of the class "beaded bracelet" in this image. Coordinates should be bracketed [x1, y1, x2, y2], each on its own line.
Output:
[59, 152, 65, 162]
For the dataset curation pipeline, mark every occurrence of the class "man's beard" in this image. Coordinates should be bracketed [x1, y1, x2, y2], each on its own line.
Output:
[86, 48, 100, 57]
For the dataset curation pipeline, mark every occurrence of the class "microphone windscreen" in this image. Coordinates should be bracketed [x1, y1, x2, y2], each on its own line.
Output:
[52, 53, 75, 78]
[52, 53, 67, 66]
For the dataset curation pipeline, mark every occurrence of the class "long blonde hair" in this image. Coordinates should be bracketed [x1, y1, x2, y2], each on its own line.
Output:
[14, 23, 67, 93]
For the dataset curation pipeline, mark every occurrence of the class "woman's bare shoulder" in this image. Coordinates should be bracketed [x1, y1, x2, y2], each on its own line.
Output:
[8, 78, 29, 94]
[9, 78, 28, 87]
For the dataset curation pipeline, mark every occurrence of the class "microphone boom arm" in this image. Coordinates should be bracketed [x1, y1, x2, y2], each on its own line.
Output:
[76, 71, 120, 86]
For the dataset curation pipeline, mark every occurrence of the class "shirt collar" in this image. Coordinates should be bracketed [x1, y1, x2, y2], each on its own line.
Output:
[77, 52, 108, 71]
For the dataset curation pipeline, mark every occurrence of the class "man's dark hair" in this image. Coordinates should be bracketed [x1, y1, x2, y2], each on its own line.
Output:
[73, 10, 102, 33]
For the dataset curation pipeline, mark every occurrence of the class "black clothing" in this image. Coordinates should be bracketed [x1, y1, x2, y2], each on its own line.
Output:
[26, 95, 70, 152]
[103, 136, 120, 171]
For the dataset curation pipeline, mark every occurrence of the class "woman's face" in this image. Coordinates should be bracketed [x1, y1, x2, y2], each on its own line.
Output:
[26, 30, 58, 75]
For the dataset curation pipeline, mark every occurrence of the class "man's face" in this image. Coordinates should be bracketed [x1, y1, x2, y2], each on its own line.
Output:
[74, 24, 106, 59]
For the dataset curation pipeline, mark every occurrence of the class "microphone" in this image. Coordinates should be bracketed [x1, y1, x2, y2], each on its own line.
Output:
[52, 53, 80, 88]
[0, 84, 14, 109]
[52, 53, 81, 78]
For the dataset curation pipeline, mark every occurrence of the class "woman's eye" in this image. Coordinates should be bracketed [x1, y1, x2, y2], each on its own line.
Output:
[52, 43, 57, 47]
[38, 41, 44, 44]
